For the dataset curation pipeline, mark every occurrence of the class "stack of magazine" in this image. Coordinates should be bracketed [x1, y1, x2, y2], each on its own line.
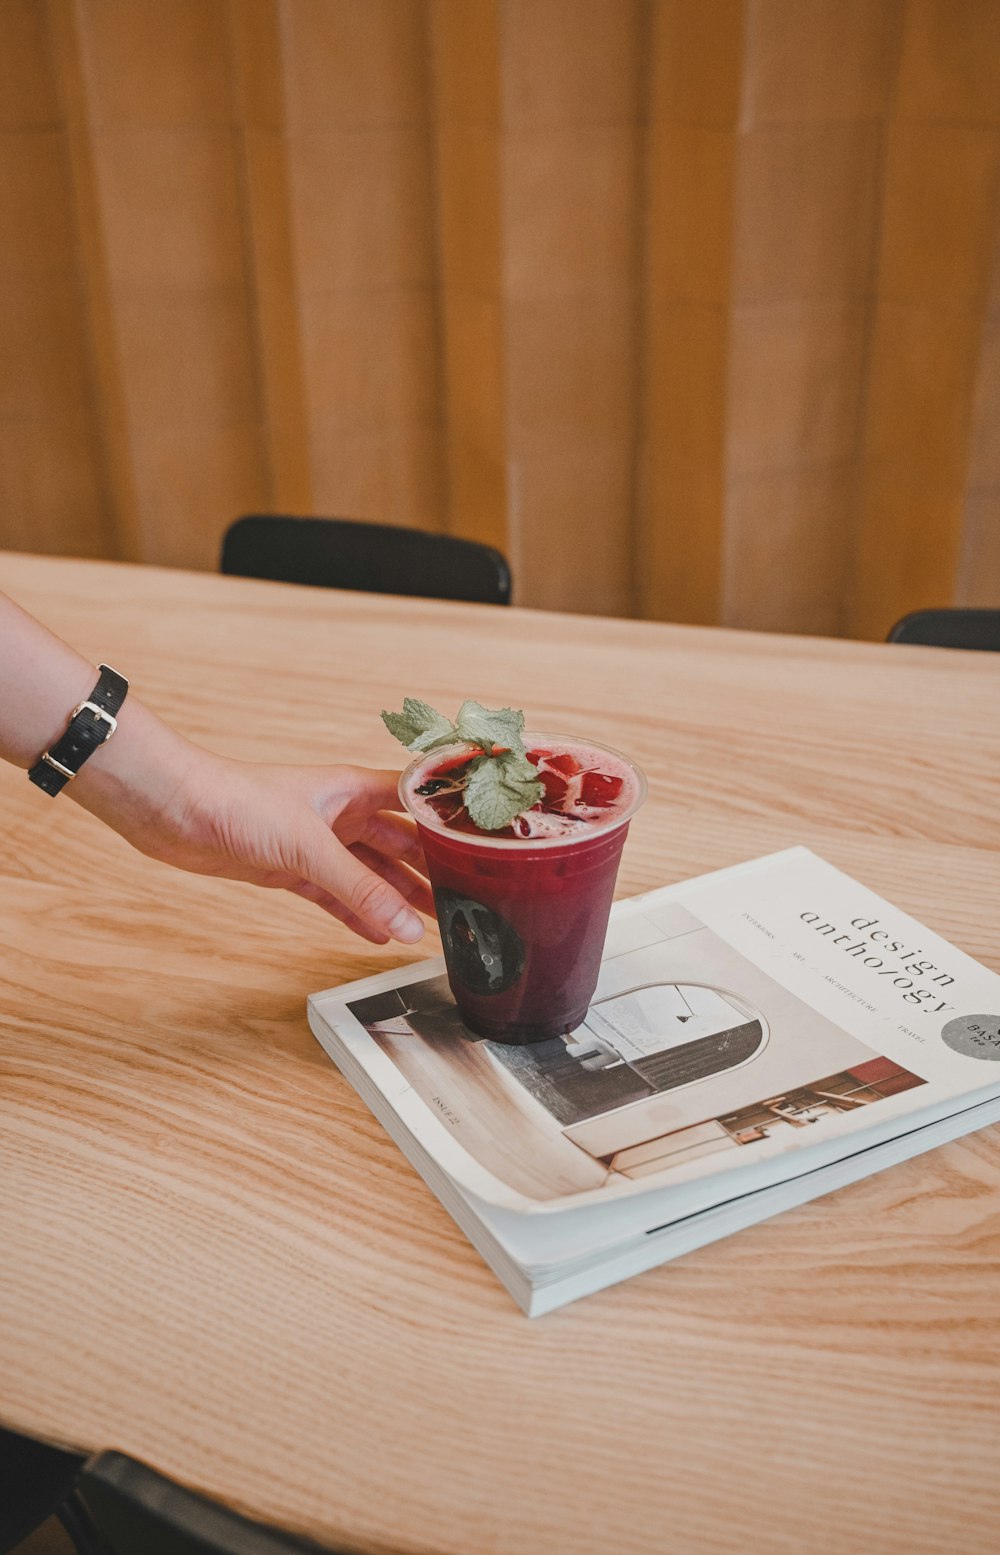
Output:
[308, 849, 1000, 1316]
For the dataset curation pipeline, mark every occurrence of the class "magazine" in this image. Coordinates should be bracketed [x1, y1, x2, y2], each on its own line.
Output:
[308, 848, 1000, 1316]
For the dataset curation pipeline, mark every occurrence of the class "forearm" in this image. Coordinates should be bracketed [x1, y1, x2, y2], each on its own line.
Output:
[0, 590, 207, 835]
[0, 592, 99, 767]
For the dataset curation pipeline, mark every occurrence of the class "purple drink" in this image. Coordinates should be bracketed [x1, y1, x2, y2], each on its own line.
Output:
[400, 737, 646, 1044]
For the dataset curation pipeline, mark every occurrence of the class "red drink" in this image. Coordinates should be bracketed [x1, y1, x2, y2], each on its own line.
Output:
[400, 738, 646, 1044]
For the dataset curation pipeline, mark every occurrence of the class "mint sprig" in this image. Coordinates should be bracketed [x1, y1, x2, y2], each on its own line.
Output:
[463, 750, 544, 830]
[380, 697, 454, 752]
[381, 698, 544, 831]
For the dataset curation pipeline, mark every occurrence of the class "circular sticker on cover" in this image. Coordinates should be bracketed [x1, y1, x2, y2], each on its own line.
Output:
[941, 1013, 1000, 1061]
[434, 888, 525, 996]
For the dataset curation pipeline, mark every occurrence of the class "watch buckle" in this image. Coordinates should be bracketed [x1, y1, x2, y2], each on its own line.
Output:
[71, 699, 118, 737]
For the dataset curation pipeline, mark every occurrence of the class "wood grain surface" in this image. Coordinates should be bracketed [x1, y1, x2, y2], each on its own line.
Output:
[2, 552, 1000, 1555]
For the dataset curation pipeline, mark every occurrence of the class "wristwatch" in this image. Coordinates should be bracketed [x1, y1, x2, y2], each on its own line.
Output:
[28, 664, 130, 797]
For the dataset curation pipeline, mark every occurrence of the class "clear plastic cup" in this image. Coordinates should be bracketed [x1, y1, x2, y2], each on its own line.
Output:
[400, 736, 646, 1044]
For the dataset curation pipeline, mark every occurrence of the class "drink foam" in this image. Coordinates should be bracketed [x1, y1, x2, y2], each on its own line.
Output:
[401, 736, 644, 845]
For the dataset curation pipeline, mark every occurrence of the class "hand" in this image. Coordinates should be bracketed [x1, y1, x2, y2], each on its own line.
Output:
[171, 757, 432, 945]
[75, 722, 431, 946]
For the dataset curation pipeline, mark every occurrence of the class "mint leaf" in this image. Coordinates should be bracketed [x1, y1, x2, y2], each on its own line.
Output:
[382, 697, 542, 829]
[381, 709, 423, 745]
[453, 700, 526, 756]
[464, 750, 543, 831]
[381, 698, 455, 751]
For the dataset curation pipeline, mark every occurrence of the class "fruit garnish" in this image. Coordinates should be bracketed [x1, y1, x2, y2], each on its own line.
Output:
[426, 792, 464, 825]
[580, 771, 624, 807]
[382, 698, 544, 831]
[537, 769, 569, 806]
[545, 752, 582, 777]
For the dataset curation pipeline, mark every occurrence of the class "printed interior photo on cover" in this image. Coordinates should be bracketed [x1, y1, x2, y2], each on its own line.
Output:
[346, 903, 925, 1203]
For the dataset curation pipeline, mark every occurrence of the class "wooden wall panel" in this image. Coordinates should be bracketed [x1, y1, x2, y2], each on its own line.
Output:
[500, 0, 643, 616]
[642, 0, 897, 635]
[638, 0, 742, 627]
[229, 0, 312, 516]
[72, 0, 268, 571]
[957, 222, 1000, 606]
[0, 0, 114, 558]
[847, 0, 1000, 637]
[281, 0, 445, 530]
[1, 0, 998, 633]
[428, 0, 507, 555]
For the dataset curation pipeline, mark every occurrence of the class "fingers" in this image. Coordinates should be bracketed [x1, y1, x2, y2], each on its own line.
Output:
[334, 766, 408, 816]
[290, 881, 391, 945]
[349, 842, 435, 918]
[297, 819, 425, 944]
[359, 809, 427, 872]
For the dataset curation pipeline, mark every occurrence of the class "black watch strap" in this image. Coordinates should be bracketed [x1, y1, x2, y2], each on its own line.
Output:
[28, 664, 130, 797]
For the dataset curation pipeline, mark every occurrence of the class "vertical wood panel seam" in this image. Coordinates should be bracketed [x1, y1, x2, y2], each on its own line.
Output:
[274, 0, 314, 513]
[713, 9, 746, 628]
[841, 0, 906, 639]
[497, 0, 522, 593]
[628, 0, 653, 621]
[721, 0, 750, 625]
[420, 0, 450, 536]
[224, 0, 273, 521]
[736, 0, 756, 135]
[228, 0, 313, 519]
[46, 0, 143, 561]
[956, 152, 1000, 603]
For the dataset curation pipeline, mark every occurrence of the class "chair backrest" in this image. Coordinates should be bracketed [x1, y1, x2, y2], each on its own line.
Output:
[887, 608, 1000, 651]
[0, 1426, 84, 1552]
[76, 1453, 351, 1555]
[221, 515, 512, 606]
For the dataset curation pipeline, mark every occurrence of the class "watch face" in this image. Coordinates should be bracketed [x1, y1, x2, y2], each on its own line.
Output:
[434, 887, 525, 997]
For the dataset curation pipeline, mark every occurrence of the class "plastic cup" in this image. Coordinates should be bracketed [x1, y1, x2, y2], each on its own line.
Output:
[399, 736, 646, 1044]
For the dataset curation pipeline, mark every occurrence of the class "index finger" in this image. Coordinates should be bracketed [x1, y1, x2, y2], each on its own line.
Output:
[331, 766, 408, 815]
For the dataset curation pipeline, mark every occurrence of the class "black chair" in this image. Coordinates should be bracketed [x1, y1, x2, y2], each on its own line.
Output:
[221, 515, 512, 607]
[887, 608, 1000, 651]
[69, 1451, 354, 1555]
[0, 1425, 88, 1554]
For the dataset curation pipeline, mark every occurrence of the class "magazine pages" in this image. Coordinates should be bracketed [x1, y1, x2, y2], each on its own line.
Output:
[308, 848, 1000, 1313]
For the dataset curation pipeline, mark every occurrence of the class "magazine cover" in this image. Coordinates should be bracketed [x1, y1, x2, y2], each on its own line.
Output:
[308, 849, 1000, 1218]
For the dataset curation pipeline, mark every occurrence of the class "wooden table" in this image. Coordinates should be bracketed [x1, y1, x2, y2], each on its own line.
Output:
[2, 552, 1000, 1555]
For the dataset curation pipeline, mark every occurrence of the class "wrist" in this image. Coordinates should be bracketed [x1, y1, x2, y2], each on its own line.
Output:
[70, 696, 217, 853]
[28, 664, 130, 796]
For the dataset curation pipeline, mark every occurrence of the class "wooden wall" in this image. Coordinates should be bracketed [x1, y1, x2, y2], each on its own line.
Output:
[1, 0, 999, 636]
